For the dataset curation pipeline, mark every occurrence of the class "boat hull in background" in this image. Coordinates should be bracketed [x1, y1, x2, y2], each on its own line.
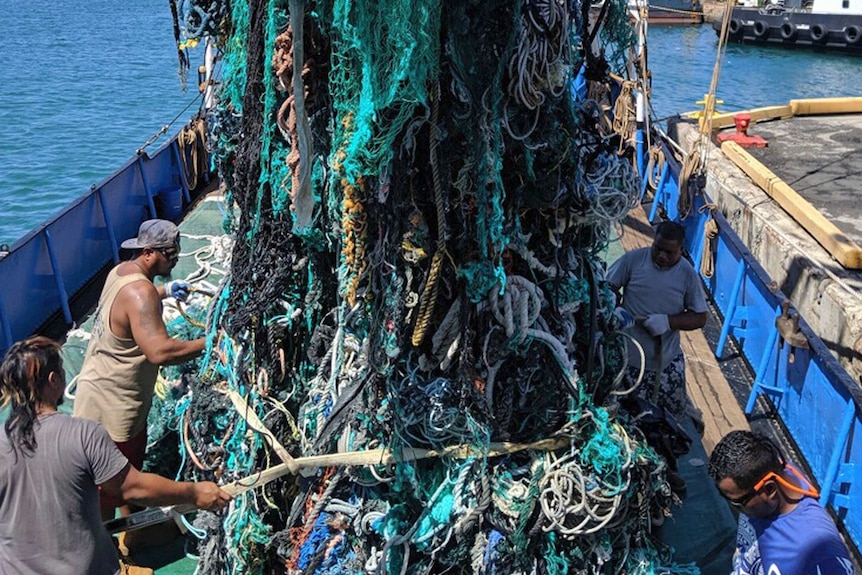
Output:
[717, 7, 862, 54]
[650, 0, 705, 24]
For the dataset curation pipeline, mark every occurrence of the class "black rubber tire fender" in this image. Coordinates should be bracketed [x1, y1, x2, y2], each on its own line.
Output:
[729, 19, 743, 35]
[845, 25, 861, 44]
[753, 20, 770, 38]
[780, 22, 797, 40]
[810, 23, 828, 42]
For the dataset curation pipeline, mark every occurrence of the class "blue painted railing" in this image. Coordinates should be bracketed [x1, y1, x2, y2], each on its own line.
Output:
[643, 139, 862, 555]
[0, 135, 197, 358]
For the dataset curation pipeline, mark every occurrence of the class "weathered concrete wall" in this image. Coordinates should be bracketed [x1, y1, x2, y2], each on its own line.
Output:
[671, 120, 862, 384]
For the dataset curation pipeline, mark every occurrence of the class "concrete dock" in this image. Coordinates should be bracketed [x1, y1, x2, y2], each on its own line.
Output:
[671, 110, 862, 385]
[745, 114, 862, 248]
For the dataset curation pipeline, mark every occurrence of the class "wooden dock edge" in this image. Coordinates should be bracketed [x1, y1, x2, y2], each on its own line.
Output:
[620, 206, 750, 454]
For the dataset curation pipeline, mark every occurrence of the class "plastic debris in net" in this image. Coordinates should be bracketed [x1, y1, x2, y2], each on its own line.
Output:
[156, 0, 698, 573]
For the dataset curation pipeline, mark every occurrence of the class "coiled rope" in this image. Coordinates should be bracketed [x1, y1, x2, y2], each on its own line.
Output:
[612, 80, 636, 151]
[677, 147, 702, 219]
[645, 144, 665, 190]
[178, 117, 209, 190]
[699, 203, 719, 278]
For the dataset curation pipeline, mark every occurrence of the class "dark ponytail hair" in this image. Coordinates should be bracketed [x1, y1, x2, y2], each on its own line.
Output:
[0, 336, 62, 458]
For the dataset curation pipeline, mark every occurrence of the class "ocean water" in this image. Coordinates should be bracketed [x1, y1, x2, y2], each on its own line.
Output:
[648, 24, 862, 120]
[0, 0, 199, 247]
[2, 10, 862, 247]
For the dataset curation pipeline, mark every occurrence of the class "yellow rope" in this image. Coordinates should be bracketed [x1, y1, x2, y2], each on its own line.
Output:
[153, 373, 171, 401]
[411, 249, 444, 347]
[178, 118, 208, 190]
[176, 300, 206, 328]
[166, 286, 214, 329]
[411, 83, 447, 348]
[649, 5, 704, 16]
[340, 176, 367, 307]
[645, 144, 665, 190]
[587, 80, 615, 137]
[612, 80, 637, 154]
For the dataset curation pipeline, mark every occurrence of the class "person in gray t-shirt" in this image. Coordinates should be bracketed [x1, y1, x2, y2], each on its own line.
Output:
[0, 336, 231, 575]
[607, 221, 708, 491]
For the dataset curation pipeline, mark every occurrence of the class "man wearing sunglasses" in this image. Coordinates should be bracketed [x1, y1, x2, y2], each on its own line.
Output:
[73, 219, 206, 531]
[709, 430, 853, 575]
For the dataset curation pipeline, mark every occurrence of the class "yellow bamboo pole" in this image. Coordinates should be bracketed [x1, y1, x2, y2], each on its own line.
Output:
[709, 105, 794, 130]
[224, 388, 298, 473]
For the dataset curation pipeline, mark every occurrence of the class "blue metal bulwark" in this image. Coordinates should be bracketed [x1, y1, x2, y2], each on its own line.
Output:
[748, 337, 791, 409]
[648, 164, 670, 222]
[748, 324, 781, 414]
[0, 131, 191, 358]
[96, 187, 120, 264]
[42, 228, 73, 327]
[715, 259, 746, 358]
[647, 142, 862, 555]
[138, 156, 159, 219]
[171, 140, 193, 204]
[823, 401, 859, 513]
[0, 296, 11, 350]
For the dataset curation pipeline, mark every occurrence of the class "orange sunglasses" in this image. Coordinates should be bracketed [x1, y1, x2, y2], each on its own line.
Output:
[752, 463, 820, 498]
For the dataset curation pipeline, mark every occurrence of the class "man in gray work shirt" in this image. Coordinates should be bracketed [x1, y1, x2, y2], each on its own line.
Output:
[607, 221, 708, 490]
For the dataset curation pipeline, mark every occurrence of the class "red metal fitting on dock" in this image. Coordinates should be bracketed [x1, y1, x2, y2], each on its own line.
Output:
[717, 113, 768, 148]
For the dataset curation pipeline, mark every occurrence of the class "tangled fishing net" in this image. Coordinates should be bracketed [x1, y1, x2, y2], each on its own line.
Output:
[158, 0, 698, 573]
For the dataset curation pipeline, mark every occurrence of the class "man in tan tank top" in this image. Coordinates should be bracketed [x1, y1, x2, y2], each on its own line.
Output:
[73, 219, 206, 523]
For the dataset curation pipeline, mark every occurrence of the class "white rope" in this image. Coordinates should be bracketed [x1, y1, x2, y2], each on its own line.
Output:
[610, 331, 645, 397]
[488, 275, 545, 343]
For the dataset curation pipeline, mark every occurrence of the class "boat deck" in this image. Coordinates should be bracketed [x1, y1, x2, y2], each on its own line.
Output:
[616, 199, 862, 573]
[54, 191, 837, 573]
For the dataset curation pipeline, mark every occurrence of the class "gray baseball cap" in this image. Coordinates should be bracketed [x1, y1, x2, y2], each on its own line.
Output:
[121, 219, 180, 250]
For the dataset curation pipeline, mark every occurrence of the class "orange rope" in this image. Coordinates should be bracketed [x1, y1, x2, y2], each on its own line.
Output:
[286, 467, 336, 570]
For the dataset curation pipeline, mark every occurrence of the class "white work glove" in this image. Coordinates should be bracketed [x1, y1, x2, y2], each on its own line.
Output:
[613, 307, 635, 329]
[165, 280, 190, 302]
[642, 314, 670, 337]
